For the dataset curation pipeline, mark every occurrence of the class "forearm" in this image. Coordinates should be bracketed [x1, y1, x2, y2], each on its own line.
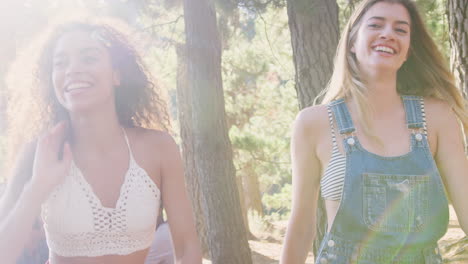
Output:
[0, 191, 14, 219]
[452, 182, 468, 235]
[0, 184, 27, 220]
[175, 237, 202, 264]
[0, 183, 44, 263]
[280, 221, 315, 264]
[0, 181, 25, 220]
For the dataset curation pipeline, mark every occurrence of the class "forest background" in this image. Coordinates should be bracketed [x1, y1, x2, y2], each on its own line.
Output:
[0, 0, 466, 263]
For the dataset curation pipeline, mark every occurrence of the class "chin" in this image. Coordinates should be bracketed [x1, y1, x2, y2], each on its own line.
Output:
[368, 63, 402, 73]
[65, 100, 106, 115]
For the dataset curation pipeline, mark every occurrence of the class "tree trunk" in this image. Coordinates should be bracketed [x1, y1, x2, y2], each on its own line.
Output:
[243, 163, 264, 217]
[286, 0, 340, 259]
[286, 0, 340, 109]
[236, 172, 255, 240]
[447, 0, 468, 98]
[175, 44, 210, 257]
[237, 162, 262, 240]
[182, 0, 253, 262]
[446, 3, 468, 262]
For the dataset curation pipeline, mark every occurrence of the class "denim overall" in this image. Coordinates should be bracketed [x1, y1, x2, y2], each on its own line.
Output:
[316, 96, 449, 264]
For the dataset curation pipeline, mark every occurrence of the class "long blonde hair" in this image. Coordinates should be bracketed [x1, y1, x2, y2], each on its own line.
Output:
[318, 0, 468, 138]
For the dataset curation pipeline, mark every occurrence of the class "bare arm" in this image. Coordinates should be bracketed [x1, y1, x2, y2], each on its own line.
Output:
[0, 122, 72, 263]
[281, 108, 323, 264]
[433, 102, 468, 234]
[0, 182, 46, 264]
[0, 142, 36, 220]
[159, 134, 202, 264]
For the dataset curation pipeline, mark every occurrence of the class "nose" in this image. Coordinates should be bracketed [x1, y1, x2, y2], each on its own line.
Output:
[379, 25, 395, 40]
[65, 58, 85, 76]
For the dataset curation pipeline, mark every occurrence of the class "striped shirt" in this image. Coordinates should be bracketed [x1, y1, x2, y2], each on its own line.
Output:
[320, 98, 428, 201]
[320, 105, 346, 201]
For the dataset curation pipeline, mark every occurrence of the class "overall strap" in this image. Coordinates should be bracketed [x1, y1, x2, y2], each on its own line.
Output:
[329, 98, 356, 135]
[402, 95, 426, 132]
[326, 104, 339, 148]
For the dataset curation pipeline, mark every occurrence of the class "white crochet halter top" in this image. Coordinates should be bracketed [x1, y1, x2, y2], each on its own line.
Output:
[41, 129, 161, 257]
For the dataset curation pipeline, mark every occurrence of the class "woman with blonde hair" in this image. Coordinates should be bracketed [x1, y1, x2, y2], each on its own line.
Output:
[0, 22, 202, 264]
[281, 0, 467, 263]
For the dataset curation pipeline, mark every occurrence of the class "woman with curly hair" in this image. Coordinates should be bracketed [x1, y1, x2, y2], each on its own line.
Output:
[281, 0, 467, 263]
[0, 22, 202, 264]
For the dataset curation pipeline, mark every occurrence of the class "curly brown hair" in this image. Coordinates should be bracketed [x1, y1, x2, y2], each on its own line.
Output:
[38, 22, 170, 128]
[5, 21, 170, 173]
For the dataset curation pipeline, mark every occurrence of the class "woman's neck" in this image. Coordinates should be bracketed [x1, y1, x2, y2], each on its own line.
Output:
[361, 71, 402, 114]
[68, 106, 125, 155]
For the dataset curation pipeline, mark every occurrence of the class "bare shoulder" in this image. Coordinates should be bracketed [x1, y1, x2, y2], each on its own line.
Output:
[125, 127, 179, 162]
[423, 97, 458, 128]
[295, 105, 328, 128]
[124, 127, 179, 185]
[423, 97, 453, 114]
[293, 105, 330, 143]
[127, 127, 176, 148]
[423, 97, 461, 153]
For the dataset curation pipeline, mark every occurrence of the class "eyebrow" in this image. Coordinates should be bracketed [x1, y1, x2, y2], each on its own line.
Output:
[367, 16, 410, 26]
[53, 47, 103, 59]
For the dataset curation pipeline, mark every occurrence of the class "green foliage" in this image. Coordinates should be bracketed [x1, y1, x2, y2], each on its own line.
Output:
[415, 0, 449, 59]
[136, 2, 184, 134]
[137, 0, 299, 220]
[217, 0, 286, 13]
[262, 183, 292, 217]
[223, 6, 296, 218]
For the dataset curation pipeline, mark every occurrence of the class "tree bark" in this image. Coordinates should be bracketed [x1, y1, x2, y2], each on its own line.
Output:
[175, 44, 210, 256]
[447, 0, 468, 98]
[243, 163, 264, 217]
[236, 172, 254, 239]
[182, 0, 253, 262]
[446, 3, 468, 262]
[286, 0, 340, 259]
[286, 0, 340, 109]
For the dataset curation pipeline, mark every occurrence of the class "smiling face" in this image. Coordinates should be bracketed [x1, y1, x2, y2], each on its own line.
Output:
[52, 30, 120, 114]
[351, 2, 411, 76]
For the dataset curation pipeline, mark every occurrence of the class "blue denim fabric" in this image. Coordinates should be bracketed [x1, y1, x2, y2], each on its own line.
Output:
[316, 96, 449, 264]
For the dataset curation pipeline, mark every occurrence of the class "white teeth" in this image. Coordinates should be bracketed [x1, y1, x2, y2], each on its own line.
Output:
[66, 82, 91, 91]
[374, 46, 395, 54]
